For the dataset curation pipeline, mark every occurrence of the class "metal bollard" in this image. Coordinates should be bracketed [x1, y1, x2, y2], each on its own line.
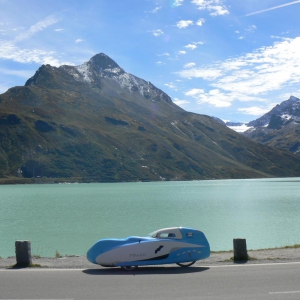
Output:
[15, 240, 32, 266]
[233, 238, 248, 261]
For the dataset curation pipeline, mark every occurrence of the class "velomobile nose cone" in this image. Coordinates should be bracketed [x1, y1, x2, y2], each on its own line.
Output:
[86, 244, 98, 264]
[86, 239, 109, 264]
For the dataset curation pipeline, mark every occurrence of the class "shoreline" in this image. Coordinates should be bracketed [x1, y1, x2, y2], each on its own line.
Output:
[1, 177, 300, 185]
[1, 247, 300, 269]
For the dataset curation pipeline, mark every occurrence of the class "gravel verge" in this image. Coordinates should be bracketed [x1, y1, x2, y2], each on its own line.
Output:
[1, 248, 300, 269]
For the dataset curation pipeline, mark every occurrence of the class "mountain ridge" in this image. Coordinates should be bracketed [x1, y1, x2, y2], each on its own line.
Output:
[1, 53, 300, 183]
[248, 96, 300, 127]
[243, 96, 300, 155]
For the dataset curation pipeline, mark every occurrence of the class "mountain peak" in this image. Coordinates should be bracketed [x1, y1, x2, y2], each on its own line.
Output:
[289, 95, 299, 102]
[243, 94, 300, 154]
[24, 53, 173, 104]
[73, 53, 125, 81]
[88, 53, 121, 70]
[247, 95, 300, 128]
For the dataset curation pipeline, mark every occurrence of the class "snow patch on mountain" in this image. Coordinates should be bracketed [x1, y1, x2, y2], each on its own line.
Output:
[224, 96, 300, 133]
[61, 53, 172, 104]
[116, 72, 152, 98]
[103, 67, 123, 76]
[212, 117, 253, 133]
[75, 63, 93, 83]
[227, 124, 253, 133]
[248, 96, 300, 128]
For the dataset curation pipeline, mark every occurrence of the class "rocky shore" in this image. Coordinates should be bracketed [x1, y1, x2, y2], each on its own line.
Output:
[1, 247, 300, 269]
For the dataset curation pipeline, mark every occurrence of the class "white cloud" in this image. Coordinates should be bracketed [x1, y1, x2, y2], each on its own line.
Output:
[149, 29, 164, 36]
[210, 5, 229, 16]
[0, 15, 71, 69]
[235, 25, 256, 40]
[192, 0, 229, 16]
[185, 44, 197, 50]
[75, 39, 84, 43]
[0, 41, 72, 66]
[177, 37, 300, 106]
[196, 18, 205, 26]
[172, 0, 184, 7]
[165, 82, 177, 90]
[214, 39, 300, 94]
[184, 41, 203, 50]
[184, 62, 196, 68]
[157, 52, 170, 56]
[28, 15, 58, 33]
[186, 89, 262, 108]
[14, 14, 59, 42]
[185, 88, 232, 107]
[246, 25, 257, 32]
[176, 20, 193, 29]
[55, 28, 64, 32]
[177, 67, 222, 79]
[148, 6, 162, 13]
[173, 97, 189, 105]
[178, 50, 187, 55]
[185, 88, 205, 96]
[238, 106, 270, 116]
[271, 35, 284, 40]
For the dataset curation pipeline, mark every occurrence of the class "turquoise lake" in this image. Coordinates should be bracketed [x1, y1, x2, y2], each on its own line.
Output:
[1, 178, 300, 258]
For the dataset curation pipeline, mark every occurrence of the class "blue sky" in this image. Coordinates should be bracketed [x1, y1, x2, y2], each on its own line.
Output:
[1, 0, 300, 122]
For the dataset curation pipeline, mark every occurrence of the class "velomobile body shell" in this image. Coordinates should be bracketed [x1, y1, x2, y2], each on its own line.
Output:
[87, 227, 210, 268]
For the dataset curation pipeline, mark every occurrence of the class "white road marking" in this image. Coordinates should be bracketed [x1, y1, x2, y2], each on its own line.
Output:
[0, 261, 300, 271]
[269, 291, 300, 294]
[204, 261, 300, 268]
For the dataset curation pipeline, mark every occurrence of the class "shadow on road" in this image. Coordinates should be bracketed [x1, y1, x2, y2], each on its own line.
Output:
[82, 266, 209, 275]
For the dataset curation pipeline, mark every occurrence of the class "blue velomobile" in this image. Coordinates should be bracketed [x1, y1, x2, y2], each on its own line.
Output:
[87, 227, 210, 270]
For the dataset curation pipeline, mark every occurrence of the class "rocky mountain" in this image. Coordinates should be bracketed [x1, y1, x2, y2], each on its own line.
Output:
[243, 96, 300, 155]
[1, 53, 300, 184]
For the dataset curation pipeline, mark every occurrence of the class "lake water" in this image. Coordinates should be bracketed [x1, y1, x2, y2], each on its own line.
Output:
[1, 178, 300, 258]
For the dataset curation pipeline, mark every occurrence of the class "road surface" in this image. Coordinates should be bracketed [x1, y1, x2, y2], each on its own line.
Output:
[1, 262, 300, 300]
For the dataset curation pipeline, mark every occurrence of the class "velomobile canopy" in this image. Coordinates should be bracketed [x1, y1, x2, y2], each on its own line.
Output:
[149, 227, 182, 239]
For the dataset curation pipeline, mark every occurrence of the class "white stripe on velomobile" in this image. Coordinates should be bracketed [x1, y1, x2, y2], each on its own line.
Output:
[95, 240, 204, 265]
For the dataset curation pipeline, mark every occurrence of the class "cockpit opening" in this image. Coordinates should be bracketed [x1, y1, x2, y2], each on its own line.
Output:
[149, 227, 182, 239]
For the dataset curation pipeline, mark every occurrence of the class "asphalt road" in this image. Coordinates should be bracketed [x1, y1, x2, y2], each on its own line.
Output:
[1, 262, 300, 300]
